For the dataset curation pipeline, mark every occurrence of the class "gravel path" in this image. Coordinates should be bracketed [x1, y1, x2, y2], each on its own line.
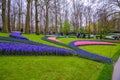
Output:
[112, 57, 120, 80]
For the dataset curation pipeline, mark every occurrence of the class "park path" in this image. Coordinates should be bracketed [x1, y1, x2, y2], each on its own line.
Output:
[112, 57, 120, 80]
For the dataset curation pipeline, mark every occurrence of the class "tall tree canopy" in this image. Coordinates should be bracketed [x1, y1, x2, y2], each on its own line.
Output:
[0, 0, 120, 34]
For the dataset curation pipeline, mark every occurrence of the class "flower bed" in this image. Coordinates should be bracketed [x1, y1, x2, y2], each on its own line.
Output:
[43, 37, 114, 64]
[10, 32, 29, 40]
[74, 41, 115, 46]
[48, 37, 60, 42]
[69, 40, 114, 64]
[0, 42, 76, 56]
[42, 36, 74, 50]
[0, 36, 44, 46]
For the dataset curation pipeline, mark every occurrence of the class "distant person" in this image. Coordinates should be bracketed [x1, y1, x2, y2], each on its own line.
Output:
[53, 32, 56, 35]
[114, 34, 119, 40]
[83, 33, 86, 38]
[21, 28, 23, 33]
[77, 33, 80, 38]
[100, 34, 102, 40]
[0, 27, 2, 32]
[60, 32, 63, 36]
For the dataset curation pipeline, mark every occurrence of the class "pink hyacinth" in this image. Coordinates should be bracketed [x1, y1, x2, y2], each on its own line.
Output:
[48, 37, 60, 42]
[74, 41, 114, 46]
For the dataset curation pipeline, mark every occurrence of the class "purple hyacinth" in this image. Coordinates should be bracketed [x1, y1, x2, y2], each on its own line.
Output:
[0, 42, 76, 56]
[10, 32, 29, 40]
[69, 40, 114, 64]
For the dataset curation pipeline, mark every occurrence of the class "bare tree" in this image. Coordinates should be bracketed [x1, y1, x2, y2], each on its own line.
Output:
[2, 0, 8, 32]
[7, 0, 11, 32]
[25, 0, 31, 34]
[35, 0, 39, 35]
[44, 0, 50, 34]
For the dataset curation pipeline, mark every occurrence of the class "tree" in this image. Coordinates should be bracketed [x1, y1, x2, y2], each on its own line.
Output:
[16, 0, 22, 31]
[30, 0, 34, 33]
[54, 0, 58, 34]
[61, 21, 71, 34]
[0, 0, 120, 34]
[44, 0, 50, 34]
[25, 0, 31, 34]
[35, 0, 39, 35]
[11, 3, 17, 31]
[2, 0, 8, 33]
[71, 0, 83, 33]
[7, 0, 11, 32]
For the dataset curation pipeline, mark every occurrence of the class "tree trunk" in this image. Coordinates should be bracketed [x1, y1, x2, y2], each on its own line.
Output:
[8, 0, 11, 32]
[25, 0, 31, 34]
[12, 6, 16, 31]
[18, 0, 21, 31]
[30, 0, 33, 33]
[45, 0, 49, 34]
[35, 0, 39, 35]
[2, 0, 8, 33]
[55, 0, 58, 34]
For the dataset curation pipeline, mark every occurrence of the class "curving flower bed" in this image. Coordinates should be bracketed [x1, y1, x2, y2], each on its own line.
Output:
[48, 37, 60, 42]
[74, 41, 115, 46]
[0, 36, 44, 46]
[0, 34, 76, 56]
[42, 36, 74, 50]
[43, 36, 114, 64]
[1, 33, 114, 64]
[10, 32, 29, 40]
[0, 42, 76, 56]
[69, 40, 114, 64]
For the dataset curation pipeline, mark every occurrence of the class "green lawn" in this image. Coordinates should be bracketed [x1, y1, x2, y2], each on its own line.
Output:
[0, 33, 120, 80]
[80, 44, 120, 58]
[0, 56, 103, 80]
[0, 32, 10, 37]
[58, 37, 92, 44]
[58, 37, 120, 58]
[23, 34, 71, 49]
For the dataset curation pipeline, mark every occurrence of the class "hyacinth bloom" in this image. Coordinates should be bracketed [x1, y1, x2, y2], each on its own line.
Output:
[48, 37, 60, 42]
[69, 40, 114, 64]
[74, 41, 115, 46]
[10, 32, 28, 40]
[0, 36, 45, 46]
[0, 42, 76, 56]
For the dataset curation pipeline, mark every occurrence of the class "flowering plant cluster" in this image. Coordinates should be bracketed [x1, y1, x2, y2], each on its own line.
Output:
[69, 40, 114, 64]
[43, 36, 113, 63]
[0, 42, 76, 56]
[74, 41, 115, 46]
[42, 36, 74, 49]
[10, 32, 29, 40]
[0, 33, 114, 64]
[48, 37, 60, 42]
[0, 36, 43, 46]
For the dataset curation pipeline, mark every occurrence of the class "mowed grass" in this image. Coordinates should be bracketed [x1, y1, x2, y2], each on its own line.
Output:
[0, 33, 119, 80]
[0, 32, 10, 37]
[0, 56, 104, 80]
[58, 37, 93, 44]
[80, 44, 120, 58]
[23, 34, 71, 49]
[58, 37, 120, 58]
